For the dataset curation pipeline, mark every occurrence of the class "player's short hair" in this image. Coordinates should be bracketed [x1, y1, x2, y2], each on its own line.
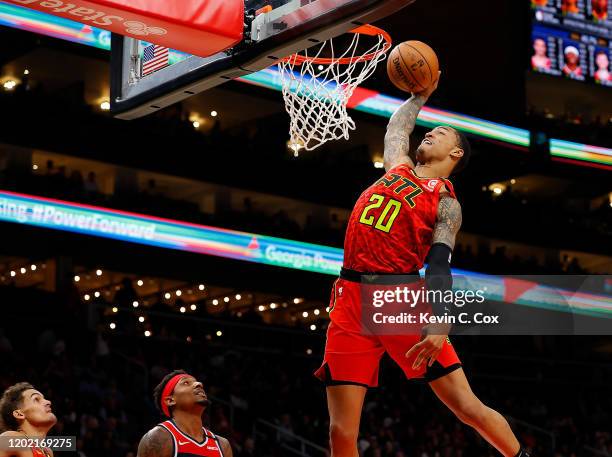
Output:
[153, 369, 188, 417]
[451, 129, 471, 174]
[0, 382, 35, 432]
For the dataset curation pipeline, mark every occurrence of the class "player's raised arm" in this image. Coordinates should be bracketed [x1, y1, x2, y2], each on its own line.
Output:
[136, 427, 173, 457]
[383, 73, 440, 172]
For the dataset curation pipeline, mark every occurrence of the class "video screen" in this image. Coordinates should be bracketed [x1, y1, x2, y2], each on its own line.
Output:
[531, 0, 611, 86]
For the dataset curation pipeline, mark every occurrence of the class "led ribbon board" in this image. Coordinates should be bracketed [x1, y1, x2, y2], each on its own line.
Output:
[0, 190, 343, 275]
[1, 190, 611, 317]
[0, 2, 530, 149]
[0, 2, 110, 49]
[550, 138, 612, 170]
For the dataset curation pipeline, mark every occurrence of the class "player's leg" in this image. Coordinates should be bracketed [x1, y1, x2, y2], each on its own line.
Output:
[382, 335, 527, 456]
[326, 384, 367, 457]
[315, 278, 383, 457]
[429, 368, 524, 457]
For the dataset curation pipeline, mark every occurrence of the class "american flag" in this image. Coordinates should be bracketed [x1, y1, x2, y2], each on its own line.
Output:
[141, 44, 169, 76]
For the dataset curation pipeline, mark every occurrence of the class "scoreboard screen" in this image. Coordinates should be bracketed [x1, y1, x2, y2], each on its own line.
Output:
[531, 0, 612, 87]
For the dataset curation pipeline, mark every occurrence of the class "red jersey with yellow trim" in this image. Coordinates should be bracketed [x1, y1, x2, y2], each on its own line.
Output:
[158, 420, 224, 457]
[343, 164, 456, 273]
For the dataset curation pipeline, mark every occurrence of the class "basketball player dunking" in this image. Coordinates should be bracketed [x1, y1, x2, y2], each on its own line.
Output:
[314, 76, 531, 457]
[137, 370, 232, 457]
[0, 383, 56, 457]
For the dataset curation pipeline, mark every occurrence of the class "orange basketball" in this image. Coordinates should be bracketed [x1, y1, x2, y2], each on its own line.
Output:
[386, 41, 439, 93]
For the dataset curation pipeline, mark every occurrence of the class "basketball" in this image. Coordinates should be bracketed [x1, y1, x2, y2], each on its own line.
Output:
[387, 40, 439, 93]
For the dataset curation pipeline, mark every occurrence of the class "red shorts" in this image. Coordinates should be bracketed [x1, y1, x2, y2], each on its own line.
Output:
[315, 278, 461, 387]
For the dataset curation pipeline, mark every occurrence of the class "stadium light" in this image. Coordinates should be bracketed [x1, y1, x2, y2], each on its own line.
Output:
[190, 304, 197, 311]
[270, 303, 277, 309]
[96, 269, 102, 276]
[489, 183, 506, 196]
[198, 284, 205, 290]
[138, 316, 145, 322]
[137, 279, 144, 286]
[94, 291, 100, 297]
[235, 294, 241, 300]
[23, 69, 29, 75]
[258, 305, 265, 311]
[32, 164, 38, 170]
[175, 290, 182, 296]
[223, 296, 229, 303]
[10, 271, 16, 277]
[3, 80, 16, 90]
[310, 324, 317, 331]
[374, 161, 384, 169]
[212, 299, 219, 305]
[109, 322, 116, 329]
[216, 330, 222, 336]
[100, 100, 110, 111]
[30, 264, 36, 271]
[164, 292, 171, 299]
[112, 307, 118, 313]
[211, 110, 218, 117]
[180, 306, 186, 313]
[314, 309, 320, 315]
[302, 311, 309, 318]
[144, 330, 151, 337]
[74, 275, 80, 282]
[132, 301, 139, 308]
[84, 294, 90, 301]
[20, 267, 26, 274]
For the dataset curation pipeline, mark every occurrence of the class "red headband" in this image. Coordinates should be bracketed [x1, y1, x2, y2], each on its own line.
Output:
[160, 374, 190, 417]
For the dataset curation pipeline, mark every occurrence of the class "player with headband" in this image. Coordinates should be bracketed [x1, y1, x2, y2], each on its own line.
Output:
[315, 76, 532, 457]
[136, 370, 232, 457]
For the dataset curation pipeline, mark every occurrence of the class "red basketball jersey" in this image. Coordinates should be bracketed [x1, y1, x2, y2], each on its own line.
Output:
[343, 164, 455, 273]
[158, 420, 225, 457]
[31, 448, 48, 457]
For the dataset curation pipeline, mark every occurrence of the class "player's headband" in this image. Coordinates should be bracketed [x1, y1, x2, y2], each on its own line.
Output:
[160, 374, 191, 417]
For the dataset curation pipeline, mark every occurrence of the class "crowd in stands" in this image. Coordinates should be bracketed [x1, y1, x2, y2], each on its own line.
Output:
[1, 285, 611, 457]
[526, 107, 611, 147]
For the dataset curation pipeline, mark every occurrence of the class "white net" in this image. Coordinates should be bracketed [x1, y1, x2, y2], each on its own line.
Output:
[278, 28, 390, 152]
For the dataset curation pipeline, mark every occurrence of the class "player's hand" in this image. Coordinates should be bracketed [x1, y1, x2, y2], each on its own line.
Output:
[405, 322, 451, 369]
[414, 71, 441, 100]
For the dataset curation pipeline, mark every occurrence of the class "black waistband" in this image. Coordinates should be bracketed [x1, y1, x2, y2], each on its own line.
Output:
[340, 267, 421, 285]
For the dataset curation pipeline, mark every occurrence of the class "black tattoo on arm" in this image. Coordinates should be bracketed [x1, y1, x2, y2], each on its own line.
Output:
[432, 195, 462, 250]
[219, 436, 233, 457]
[383, 94, 427, 171]
[137, 427, 173, 457]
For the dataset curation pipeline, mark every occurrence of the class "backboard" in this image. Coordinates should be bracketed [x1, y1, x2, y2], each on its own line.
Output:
[110, 0, 415, 119]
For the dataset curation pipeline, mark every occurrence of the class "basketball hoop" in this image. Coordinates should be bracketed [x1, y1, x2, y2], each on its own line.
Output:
[278, 25, 392, 152]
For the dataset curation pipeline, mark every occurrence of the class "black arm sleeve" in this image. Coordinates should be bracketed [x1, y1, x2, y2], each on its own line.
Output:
[424, 243, 453, 316]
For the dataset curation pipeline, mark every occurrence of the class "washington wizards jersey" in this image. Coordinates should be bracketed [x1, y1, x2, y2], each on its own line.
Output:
[158, 420, 225, 457]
